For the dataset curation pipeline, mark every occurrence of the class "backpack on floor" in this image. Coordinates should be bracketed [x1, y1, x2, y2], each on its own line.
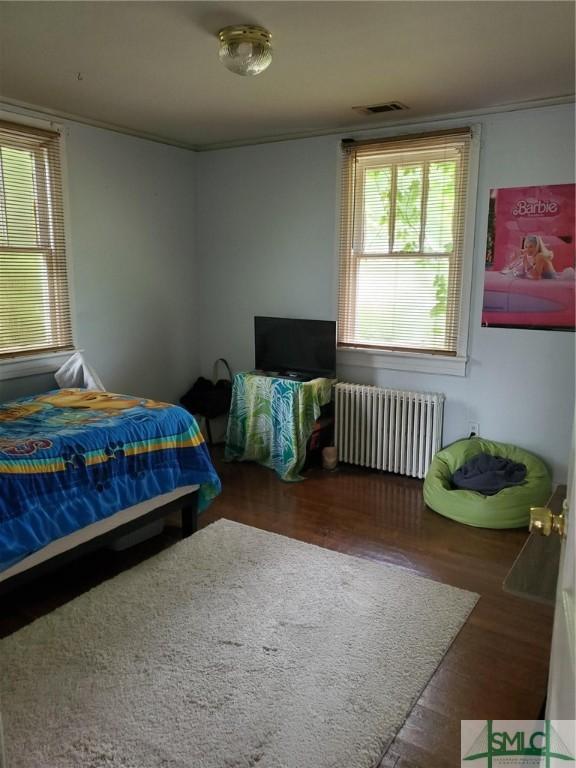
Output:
[179, 358, 233, 420]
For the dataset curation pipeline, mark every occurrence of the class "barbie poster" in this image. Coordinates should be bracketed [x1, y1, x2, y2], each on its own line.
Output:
[482, 184, 575, 330]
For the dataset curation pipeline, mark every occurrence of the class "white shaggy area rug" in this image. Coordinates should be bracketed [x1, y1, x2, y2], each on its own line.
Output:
[0, 520, 478, 768]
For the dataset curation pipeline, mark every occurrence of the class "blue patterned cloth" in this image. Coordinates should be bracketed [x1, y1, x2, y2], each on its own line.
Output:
[0, 389, 221, 572]
[225, 373, 334, 481]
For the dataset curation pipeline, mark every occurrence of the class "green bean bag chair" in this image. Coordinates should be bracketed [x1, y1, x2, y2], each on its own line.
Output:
[423, 438, 551, 529]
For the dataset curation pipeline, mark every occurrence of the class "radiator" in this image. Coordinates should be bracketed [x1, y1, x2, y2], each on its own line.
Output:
[334, 383, 445, 479]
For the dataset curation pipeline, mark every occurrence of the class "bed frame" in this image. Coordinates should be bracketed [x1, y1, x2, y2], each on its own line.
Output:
[0, 489, 199, 597]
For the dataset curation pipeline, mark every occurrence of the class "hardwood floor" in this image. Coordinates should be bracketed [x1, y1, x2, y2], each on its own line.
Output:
[0, 451, 555, 768]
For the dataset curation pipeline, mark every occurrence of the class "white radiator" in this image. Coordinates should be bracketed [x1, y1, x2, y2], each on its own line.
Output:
[334, 383, 445, 479]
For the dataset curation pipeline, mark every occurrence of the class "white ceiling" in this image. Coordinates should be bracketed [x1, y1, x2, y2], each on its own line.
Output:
[0, 1, 574, 149]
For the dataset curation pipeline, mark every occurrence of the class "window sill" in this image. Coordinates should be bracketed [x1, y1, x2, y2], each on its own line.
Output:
[337, 347, 468, 377]
[0, 350, 75, 381]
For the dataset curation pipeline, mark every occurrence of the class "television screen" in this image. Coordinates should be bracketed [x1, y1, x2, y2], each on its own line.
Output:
[254, 316, 336, 379]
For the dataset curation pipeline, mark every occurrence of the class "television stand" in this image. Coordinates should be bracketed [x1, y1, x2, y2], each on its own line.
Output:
[226, 372, 336, 480]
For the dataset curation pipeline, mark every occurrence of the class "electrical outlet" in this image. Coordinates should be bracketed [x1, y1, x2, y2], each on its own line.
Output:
[468, 422, 479, 437]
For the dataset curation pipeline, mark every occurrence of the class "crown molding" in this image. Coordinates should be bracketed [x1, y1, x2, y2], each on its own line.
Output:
[198, 94, 575, 151]
[0, 92, 573, 154]
[0, 96, 200, 152]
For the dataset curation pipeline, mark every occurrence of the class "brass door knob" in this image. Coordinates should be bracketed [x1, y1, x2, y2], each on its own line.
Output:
[529, 506, 566, 537]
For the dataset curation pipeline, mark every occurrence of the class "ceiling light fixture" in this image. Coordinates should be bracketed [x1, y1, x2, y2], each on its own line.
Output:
[218, 25, 272, 77]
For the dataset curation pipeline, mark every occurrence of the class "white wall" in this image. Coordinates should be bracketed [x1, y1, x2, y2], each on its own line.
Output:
[0, 112, 199, 404]
[196, 104, 575, 481]
[1, 103, 573, 480]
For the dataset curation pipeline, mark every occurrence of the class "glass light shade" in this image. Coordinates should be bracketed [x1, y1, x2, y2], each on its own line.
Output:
[218, 25, 272, 76]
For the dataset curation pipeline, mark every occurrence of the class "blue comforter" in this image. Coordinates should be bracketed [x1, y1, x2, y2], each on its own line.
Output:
[0, 389, 221, 573]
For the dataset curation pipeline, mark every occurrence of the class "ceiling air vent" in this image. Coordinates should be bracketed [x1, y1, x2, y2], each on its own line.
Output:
[353, 102, 409, 115]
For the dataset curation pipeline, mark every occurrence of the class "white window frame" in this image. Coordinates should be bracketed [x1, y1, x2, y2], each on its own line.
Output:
[0, 109, 76, 382]
[337, 125, 481, 378]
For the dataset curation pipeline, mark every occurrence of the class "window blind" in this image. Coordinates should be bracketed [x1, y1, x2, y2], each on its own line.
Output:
[337, 128, 472, 356]
[0, 119, 73, 359]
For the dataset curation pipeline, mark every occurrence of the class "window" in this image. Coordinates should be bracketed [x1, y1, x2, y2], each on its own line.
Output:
[337, 128, 474, 363]
[0, 119, 73, 360]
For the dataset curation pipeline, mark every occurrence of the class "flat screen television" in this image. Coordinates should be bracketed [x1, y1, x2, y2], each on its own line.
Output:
[254, 316, 336, 379]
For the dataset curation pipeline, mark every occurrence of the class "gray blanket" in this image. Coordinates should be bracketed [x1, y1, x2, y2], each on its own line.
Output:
[451, 452, 527, 495]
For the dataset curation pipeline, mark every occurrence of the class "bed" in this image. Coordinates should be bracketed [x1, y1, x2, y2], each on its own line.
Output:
[0, 389, 221, 592]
